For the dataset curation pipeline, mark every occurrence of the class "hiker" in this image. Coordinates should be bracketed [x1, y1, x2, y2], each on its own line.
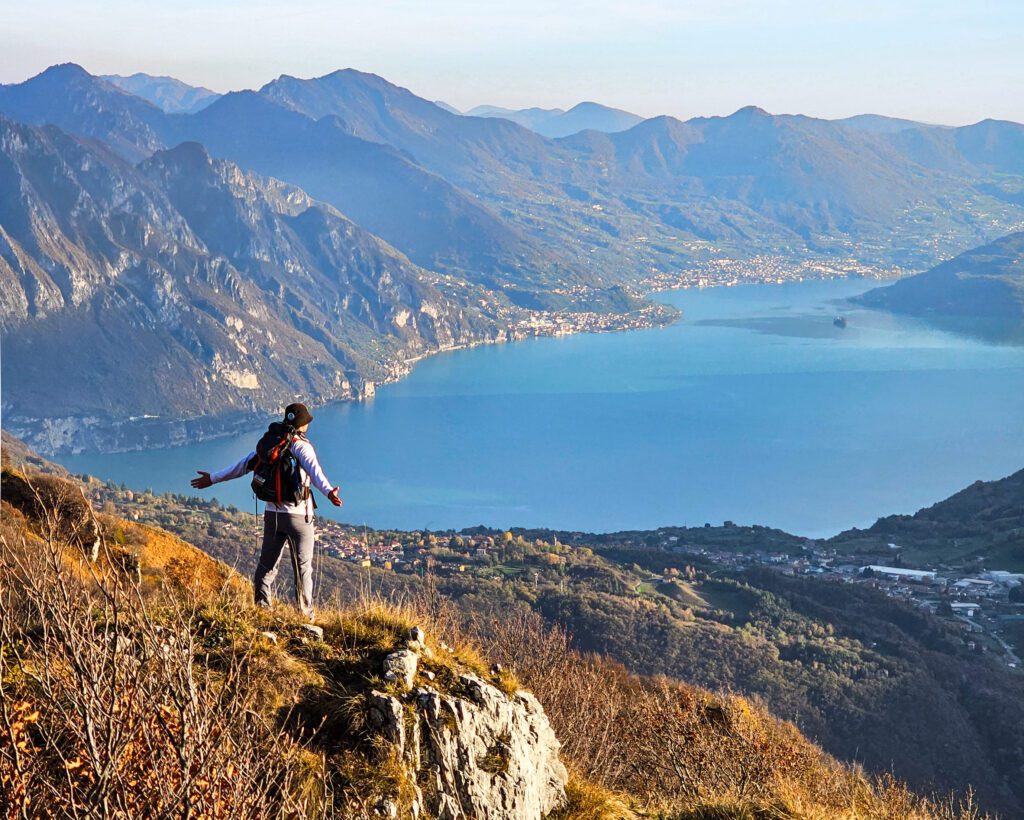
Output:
[190, 402, 341, 620]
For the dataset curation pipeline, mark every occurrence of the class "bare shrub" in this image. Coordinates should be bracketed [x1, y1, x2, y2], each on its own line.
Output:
[0, 510, 321, 819]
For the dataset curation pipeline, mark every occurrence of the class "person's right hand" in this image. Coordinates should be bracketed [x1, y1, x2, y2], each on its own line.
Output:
[191, 471, 213, 490]
[328, 488, 343, 507]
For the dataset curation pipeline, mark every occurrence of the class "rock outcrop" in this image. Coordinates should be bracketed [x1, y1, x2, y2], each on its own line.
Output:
[367, 628, 568, 820]
[0, 466, 102, 560]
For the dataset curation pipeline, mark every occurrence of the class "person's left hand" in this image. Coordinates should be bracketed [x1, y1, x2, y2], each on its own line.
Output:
[191, 471, 213, 490]
[328, 487, 343, 507]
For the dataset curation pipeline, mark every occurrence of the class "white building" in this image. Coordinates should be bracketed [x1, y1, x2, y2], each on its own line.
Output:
[861, 565, 936, 582]
[983, 571, 1024, 586]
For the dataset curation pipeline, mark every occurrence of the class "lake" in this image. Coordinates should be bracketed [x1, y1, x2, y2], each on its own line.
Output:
[63, 278, 1024, 538]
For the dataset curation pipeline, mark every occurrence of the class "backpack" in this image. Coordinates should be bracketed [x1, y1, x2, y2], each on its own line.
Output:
[248, 422, 308, 506]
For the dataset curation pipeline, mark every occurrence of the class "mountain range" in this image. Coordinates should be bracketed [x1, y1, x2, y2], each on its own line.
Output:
[3, 62, 1024, 451]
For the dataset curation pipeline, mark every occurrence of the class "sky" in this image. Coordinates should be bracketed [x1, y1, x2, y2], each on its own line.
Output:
[1, 0, 1022, 124]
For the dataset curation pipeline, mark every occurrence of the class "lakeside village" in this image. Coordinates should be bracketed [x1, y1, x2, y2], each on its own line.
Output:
[288, 515, 1024, 671]
[487, 253, 901, 342]
[680, 542, 1024, 670]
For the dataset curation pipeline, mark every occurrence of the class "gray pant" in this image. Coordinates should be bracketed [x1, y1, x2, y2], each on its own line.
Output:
[255, 511, 315, 618]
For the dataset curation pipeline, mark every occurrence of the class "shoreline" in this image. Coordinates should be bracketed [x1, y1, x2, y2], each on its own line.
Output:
[12, 267, 895, 458]
[13, 301, 678, 457]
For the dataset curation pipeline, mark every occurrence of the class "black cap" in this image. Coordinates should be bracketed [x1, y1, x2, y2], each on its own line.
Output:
[284, 402, 314, 427]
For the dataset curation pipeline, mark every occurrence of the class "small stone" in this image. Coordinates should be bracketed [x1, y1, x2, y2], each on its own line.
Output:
[259, 631, 278, 645]
[424, 670, 436, 682]
[299, 623, 324, 641]
[384, 670, 398, 682]
[383, 649, 418, 689]
[410, 625, 426, 644]
[491, 663, 503, 674]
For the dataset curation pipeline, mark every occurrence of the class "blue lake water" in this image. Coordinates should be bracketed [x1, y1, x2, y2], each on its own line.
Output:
[63, 278, 1024, 538]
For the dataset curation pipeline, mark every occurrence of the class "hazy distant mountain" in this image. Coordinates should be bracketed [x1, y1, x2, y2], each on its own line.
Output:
[169, 91, 570, 293]
[543, 102, 645, 138]
[256, 69, 603, 283]
[0, 63, 166, 160]
[465, 104, 563, 124]
[255, 70, 1024, 268]
[6, 64, 1024, 293]
[433, 100, 461, 114]
[466, 101, 643, 137]
[887, 118, 1024, 177]
[0, 66, 570, 295]
[103, 72, 220, 114]
[0, 116, 495, 452]
[833, 114, 934, 134]
[258, 69, 567, 194]
[857, 231, 1024, 329]
[561, 107, 950, 244]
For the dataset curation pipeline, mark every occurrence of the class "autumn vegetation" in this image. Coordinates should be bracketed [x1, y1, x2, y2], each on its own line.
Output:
[0, 466, 994, 818]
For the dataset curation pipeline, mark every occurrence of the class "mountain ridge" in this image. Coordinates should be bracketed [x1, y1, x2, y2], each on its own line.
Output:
[0, 116, 498, 453]
[467, 100, 644, 138]
[103, 72, 221, 113]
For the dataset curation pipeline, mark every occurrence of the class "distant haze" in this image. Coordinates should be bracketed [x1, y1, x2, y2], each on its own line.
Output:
[1, 0, 1022, 125]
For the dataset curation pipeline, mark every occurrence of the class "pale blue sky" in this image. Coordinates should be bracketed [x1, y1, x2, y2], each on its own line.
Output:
[2, 0, 1021, 124]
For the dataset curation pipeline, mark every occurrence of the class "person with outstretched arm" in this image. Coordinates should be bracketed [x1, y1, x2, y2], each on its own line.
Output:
[191, 402, 341, 621]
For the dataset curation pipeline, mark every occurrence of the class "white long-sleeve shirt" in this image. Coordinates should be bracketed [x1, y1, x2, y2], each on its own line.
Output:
[210, 435, 335, 517]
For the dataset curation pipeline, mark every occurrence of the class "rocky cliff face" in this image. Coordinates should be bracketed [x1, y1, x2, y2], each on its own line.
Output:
[367, 634, 567, 819]
[0, 116, 498, 453]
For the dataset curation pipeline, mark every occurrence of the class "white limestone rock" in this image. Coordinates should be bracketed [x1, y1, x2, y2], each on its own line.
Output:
[368, 673, 567, 819]
[383, 649, 419, 689]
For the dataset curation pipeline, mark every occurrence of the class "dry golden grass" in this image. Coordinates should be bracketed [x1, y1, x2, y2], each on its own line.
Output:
[548, 774, 638, 820]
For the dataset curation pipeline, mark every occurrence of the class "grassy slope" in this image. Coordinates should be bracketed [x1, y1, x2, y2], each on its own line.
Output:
[0, 460, 991, 818]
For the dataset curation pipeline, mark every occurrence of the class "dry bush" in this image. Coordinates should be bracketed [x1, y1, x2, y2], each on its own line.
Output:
[2, 467, 102, 560]
[0, 505, 323, 819]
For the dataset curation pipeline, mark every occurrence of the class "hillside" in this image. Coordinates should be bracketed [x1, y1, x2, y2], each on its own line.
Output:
[832, 465, 1024, 568]
[0, 460, 992, 818]
[67, 456, 1024, 818]
[858, 230, 1024, 340]
[0, 117, 498, 453]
